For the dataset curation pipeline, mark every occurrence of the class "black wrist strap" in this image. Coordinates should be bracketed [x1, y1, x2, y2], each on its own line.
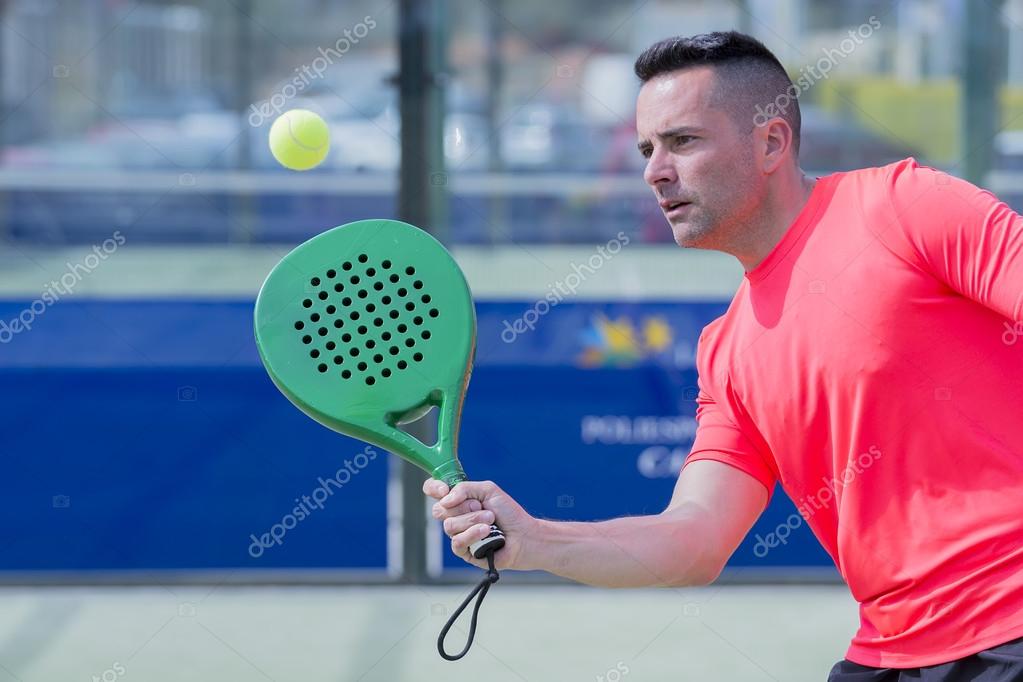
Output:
[437, 552, 499, 661]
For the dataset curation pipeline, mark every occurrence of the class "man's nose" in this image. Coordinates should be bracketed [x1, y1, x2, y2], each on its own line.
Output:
[643, 148, 678, 188]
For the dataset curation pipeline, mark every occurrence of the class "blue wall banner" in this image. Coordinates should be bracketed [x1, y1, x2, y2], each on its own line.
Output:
[0, 299, 831, 574]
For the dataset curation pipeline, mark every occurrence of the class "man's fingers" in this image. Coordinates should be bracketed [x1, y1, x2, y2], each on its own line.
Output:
[442, 510, 495, 537]
[438, 481, 496, 508]
[422, 478, 449, 499]
[432, 498, 482, 519]
[451, 524, 496, 558]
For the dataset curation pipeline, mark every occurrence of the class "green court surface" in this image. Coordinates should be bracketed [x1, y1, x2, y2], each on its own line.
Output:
[0, 583, 857, 681]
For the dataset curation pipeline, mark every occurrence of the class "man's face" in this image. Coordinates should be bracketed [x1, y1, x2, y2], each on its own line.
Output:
[636, 66, 763, 249]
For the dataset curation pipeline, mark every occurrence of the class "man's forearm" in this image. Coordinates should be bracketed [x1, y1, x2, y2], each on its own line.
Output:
[518, 511, 718, 588]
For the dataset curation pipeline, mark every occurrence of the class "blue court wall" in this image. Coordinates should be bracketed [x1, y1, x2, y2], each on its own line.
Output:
[0, 299, 832, 575]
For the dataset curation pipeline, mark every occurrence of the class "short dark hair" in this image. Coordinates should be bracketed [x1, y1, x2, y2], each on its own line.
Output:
[634, 31, 801, 155]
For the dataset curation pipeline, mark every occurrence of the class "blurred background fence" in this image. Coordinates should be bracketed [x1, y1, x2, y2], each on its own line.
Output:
[1, 0, 1020, 582]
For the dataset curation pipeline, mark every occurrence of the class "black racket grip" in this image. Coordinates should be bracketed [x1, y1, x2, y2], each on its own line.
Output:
[469, 524, 505, 559]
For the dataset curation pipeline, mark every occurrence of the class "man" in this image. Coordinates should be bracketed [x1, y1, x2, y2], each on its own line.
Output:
[423, 31, 1023, 680]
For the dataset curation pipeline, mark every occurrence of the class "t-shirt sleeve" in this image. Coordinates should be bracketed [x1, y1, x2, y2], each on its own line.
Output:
[885, 158, 1023, 323]
[683, 331, 777, 497]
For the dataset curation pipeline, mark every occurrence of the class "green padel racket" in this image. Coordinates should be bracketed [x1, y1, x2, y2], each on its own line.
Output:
[254, 218, 505, 661]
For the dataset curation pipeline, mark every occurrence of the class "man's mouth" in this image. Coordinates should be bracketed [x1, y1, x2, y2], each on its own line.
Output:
[659, 199, 692, 216]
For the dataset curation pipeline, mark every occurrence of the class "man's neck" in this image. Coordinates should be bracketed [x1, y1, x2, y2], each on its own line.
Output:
[732, 172, 818, 272]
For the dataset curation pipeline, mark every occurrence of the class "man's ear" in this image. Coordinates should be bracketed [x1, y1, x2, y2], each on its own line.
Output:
[756, 117, 794, 174]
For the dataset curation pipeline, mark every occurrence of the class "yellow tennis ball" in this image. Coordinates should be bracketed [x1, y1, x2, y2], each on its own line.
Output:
[269, 109, 330, 171]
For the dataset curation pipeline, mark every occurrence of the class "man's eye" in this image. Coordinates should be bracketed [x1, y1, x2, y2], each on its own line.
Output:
[675, 135, 695, 146]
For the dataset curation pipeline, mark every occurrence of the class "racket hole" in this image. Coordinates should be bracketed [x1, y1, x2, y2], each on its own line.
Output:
[357, 254, 368, 263]
[421, 330, 431, 339]
[318, 363, 327, 372]
[381, 331, 392, 341]
[350, 275, 360, 285]
[326, 341, 336, 350]
[397, 324, 408, 333]
[318, 327, 328, 336]
[302, 335, 312, 344]
[405, 338, 415, 348]
[302, 299, 312, 308]
[357, 361, 368, 371]
[326, 269, 336, 278]
[389, 274, 399, 283]
[358, 290, 367, 298]
[365, 376, 375, 386]
[342, 297, 352, 306]
[357, 325, 368, 334]
[326, 305, 336, 314]
[413, 352, 423, 362]
[389, 310, 399, 319]
[311, 277, 321, 286]
[397, 360, 408, 370]
[421, 294, 431, 303]
[366, 339, 376, 349]
[350, 311, 360, 320]
[310, 313, 320, 322]
[366, 303, 376, 312]
[342, 262, 352, 271]
[373, 282, 384, 291]
[342, 370, 352, 379]
[389, 346, 399, 355]
[373, 354, 383, 363]
[366, 268, 376, 277]
[429, 308, 439, 318]
[405, 302, 415, 311]
[397, 288, 407, 297]
[373, 318, 383, 327]
[350, 348, 360, 357]
[318, 291, 328, 300]
[333, 355, 343, 365]
[310, 349, 320, 358]
[381, 260, 392, 269]
[413, 316, 423, 325]
[294, 321, 304, 330]
[405, 266, 415, 275]
[413, 280, 423, 290]
[341, 333, 352, 342]
[381, 368, 392, 378]
[334, 283, 343, 292]
[333, 319, 343, 328]
[382, 296, 392, 304]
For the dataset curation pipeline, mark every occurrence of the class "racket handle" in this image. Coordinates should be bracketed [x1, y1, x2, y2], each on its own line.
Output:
[469, 524, 505, 559]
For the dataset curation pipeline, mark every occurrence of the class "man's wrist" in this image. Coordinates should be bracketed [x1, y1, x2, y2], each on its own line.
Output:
[517, 517, 556, 572]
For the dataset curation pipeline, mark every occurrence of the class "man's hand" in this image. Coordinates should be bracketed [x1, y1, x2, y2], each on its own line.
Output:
[422, 479, 538, 570]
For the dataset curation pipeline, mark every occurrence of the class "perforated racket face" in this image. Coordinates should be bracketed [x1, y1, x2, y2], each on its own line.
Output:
[254, 220, 475, 475]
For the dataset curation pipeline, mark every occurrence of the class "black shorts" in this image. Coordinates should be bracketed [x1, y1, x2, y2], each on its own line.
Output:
[828, 636, 1023, 681]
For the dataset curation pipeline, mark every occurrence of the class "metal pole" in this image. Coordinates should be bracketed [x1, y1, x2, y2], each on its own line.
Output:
[396, 0, 447, 584]
[961, 0, 1007, 186]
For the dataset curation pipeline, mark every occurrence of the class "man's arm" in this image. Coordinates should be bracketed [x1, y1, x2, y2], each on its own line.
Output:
[424, 459, 767, 588]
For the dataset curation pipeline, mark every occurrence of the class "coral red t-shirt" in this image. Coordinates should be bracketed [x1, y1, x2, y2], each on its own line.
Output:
[686, 158, 1023, 667]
